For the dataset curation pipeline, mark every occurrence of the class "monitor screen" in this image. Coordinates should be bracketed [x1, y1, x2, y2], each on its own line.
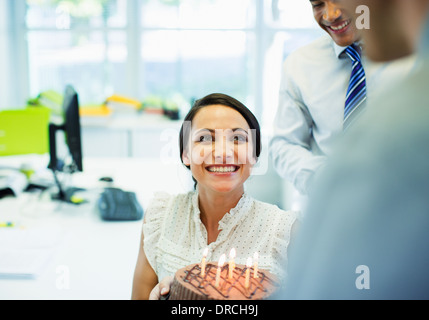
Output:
[48, 85, 83, 173]
[63, 85, 83, 172]
[48, 85, 84, 203]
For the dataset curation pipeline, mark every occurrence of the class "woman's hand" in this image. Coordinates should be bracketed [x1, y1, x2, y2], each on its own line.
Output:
[149, 276, 174, 300]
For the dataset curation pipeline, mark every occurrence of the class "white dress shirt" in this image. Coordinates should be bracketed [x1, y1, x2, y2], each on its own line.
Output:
[142, 190, 297, 282]
[270, 34, 416, 196]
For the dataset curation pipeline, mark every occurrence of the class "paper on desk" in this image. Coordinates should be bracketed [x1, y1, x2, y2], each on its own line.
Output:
[0, 227, 63, 279]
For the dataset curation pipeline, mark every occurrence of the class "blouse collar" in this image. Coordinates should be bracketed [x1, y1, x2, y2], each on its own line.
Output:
[191, 190, 253, 240]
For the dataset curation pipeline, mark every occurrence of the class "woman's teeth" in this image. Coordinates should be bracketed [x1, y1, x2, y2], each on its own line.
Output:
[207, 166, 238, 173]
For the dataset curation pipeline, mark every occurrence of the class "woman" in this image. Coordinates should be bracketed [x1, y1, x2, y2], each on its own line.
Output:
[131, 93, 297, 300]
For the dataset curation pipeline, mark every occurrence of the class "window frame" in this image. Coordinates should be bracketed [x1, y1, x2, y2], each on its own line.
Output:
[5, 0, 321, 128]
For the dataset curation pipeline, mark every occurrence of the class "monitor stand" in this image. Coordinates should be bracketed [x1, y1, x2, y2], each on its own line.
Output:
[50, 185, 86, 204]
[48, 123, 86, 205]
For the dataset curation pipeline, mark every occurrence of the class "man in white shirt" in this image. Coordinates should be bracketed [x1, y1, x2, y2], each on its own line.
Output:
[270, 1, 362, 200]
[269, 0, 414, 203]
[279, 0, 429, 300]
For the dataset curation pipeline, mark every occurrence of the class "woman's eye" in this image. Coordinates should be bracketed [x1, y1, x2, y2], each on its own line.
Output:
[233, 135, 247, 143]
[198, 134, 213, 143]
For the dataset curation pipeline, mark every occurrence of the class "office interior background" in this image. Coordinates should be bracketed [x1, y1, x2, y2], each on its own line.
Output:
[0, 0, 324, 209]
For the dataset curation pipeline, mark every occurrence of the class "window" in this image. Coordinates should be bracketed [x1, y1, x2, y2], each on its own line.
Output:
[7, 0, 323, 128]
[25, 0, 128, 105]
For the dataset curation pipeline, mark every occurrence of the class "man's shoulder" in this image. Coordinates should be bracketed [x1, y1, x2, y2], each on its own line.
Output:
[285, 35, 335, 64]
[301, 34, 333, 51]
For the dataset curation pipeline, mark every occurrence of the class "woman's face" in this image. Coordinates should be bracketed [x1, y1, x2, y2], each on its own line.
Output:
[182, 105, 256, 194]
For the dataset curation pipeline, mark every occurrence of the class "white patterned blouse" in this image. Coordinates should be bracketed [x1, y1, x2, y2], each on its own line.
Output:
[142, 190, 297, 282]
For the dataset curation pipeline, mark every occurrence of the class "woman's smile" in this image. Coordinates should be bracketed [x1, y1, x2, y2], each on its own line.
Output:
[205, 165, 240, 174]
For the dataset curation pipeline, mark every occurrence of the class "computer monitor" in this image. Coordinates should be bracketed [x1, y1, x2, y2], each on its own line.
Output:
[62, 85, 83, 172]
[48, 85, 84, 203]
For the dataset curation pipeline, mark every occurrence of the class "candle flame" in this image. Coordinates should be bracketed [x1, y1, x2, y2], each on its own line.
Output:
[203, 247, 209, 257]
[246, 257, 252, 268]
[229, 248, 236, 259]
[219, 254, 226, 267]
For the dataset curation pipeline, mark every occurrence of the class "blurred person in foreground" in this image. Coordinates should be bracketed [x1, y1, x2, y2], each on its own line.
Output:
[278, 0, 429, 300]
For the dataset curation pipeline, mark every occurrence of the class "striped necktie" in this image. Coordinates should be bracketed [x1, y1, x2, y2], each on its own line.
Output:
[344, 45, 366, 130]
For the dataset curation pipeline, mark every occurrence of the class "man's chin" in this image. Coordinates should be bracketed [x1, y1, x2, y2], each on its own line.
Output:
[328, 31, 359, 47]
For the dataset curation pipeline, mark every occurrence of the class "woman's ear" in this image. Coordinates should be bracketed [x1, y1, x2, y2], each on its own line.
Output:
[182, 150, 191, 166]
[249, 155, 258, 166]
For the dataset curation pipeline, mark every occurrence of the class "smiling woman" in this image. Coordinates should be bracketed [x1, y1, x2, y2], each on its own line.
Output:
[131, 93, 298, 300]
[179, 93, 261, 191]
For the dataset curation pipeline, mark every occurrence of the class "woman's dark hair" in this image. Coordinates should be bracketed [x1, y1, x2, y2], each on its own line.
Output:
[179, 93, 262, 187]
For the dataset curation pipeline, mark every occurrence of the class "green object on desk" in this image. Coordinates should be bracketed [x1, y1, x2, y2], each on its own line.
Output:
[0, 107, 51, 156]
[0, 222, 15, 228]
[28, 90, 63, 116]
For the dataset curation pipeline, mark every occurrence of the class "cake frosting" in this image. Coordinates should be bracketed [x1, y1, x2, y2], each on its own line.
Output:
[168, 262, 279, 300]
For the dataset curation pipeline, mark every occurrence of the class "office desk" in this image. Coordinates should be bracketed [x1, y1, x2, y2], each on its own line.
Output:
[0, 156, 193, 300]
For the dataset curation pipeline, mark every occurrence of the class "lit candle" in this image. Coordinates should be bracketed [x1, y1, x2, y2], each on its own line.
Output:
[253, 252, 259, 278]
[215, 254, 226, 288]
[201, 248, 209, 277]
[245, 257, 252, 289]
[228, 248, 236, 280]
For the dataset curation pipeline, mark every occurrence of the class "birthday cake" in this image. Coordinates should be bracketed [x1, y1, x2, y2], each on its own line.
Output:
[168, 262, 279, 300]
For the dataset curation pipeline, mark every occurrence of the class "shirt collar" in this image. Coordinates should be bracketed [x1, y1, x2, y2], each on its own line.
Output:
[335, 41, 364, 59]
[334, 42, 348, 58]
